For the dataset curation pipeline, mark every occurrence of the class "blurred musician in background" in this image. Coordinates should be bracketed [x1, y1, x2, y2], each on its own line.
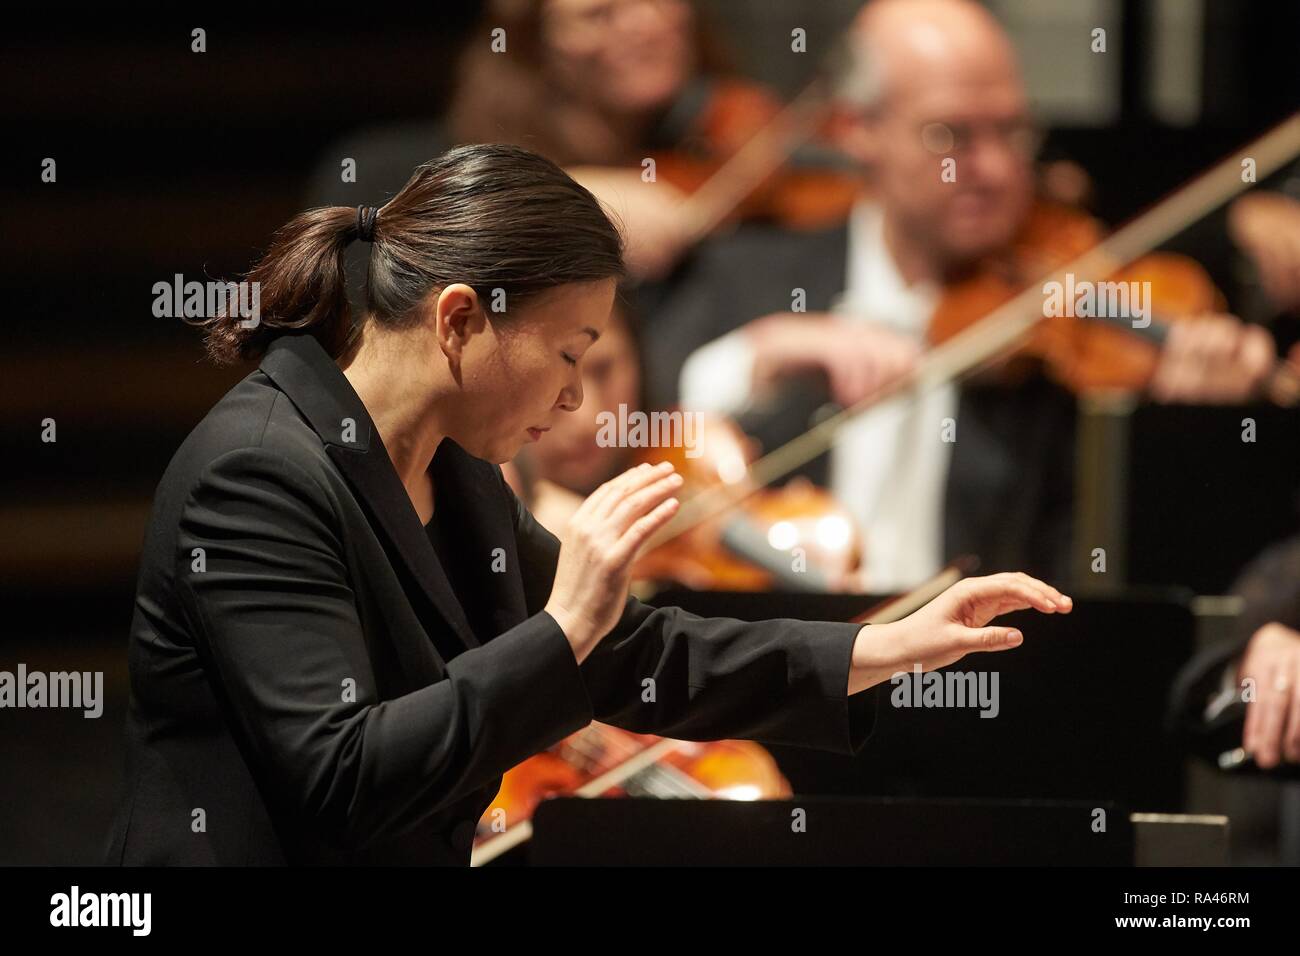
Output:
[307, 0, 808, 281]
[1168, 189, 1300, 863]
[653, 0, 1280, 591]
[1170, 531, 1300, 864]
[1173, 534, 1300, 775]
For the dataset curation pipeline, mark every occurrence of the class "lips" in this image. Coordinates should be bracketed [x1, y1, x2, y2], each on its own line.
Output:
[526, 426, 550, 441]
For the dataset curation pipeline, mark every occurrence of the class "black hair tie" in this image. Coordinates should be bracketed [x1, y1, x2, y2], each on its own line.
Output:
[356, 205, 379, 242]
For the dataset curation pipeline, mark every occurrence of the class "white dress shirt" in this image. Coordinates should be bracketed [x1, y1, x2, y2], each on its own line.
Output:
[679, 201, 958, 591]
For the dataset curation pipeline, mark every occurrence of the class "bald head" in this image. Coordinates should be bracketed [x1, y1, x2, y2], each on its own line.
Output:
[837, 0, 1037, 273]
[850, 0, 1024, 112]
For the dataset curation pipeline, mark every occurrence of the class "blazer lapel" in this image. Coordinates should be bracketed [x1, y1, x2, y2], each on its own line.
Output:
[259, 335, 481, 660]
[431, 439, 529, 635]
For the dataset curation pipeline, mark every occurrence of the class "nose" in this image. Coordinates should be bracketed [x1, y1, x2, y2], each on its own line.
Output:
[965, 127, 1028, 189]
[557, 375, 583, 413]
[970, 139, 1019, 186]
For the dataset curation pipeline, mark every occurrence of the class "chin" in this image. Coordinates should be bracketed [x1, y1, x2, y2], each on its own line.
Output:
[485, 443, 516, 465]
[613, 70, 685, 112]
[453, 435, 505, 463]
[945, 226, 1014, 264]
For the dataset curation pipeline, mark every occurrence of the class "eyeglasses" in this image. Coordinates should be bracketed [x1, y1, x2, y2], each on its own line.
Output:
[545, 0, 687, 32]
[916, 118, 1043, 159]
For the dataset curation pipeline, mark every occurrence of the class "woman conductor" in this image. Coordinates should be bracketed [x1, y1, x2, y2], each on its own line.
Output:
[105, 144, 1071, 865]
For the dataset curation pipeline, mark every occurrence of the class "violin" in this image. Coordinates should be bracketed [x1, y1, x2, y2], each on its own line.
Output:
[624, 208, 1228, 592]
[928, 199, 1226, 394]
[513, 411, 871, 594]
[653, 78, 862, 237]
[629, 413, 865, 592]
[471, 561, 971, 866]
[641, 114, 1300, 560]
[473, 724, 790, 864]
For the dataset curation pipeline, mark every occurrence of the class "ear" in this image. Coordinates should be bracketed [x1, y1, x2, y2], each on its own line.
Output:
[431, 284, 483, 363]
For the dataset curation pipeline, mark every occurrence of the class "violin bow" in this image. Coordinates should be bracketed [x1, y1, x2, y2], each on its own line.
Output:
[648, 112, 1300, 551]
[673, 38, 865, 245]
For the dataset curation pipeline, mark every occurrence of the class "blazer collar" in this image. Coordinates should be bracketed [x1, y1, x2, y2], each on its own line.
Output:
[258, 333, 484, 660]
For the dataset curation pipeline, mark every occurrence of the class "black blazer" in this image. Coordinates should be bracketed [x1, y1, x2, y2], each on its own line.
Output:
[104, 333, 875, 865]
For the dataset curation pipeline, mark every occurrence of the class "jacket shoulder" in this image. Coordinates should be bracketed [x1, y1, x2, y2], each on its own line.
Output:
[164, 369, 335, 493]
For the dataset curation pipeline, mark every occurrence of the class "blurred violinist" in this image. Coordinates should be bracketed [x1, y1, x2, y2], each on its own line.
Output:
[308, 0, 808, 280]
[664, 0, 1279, 590]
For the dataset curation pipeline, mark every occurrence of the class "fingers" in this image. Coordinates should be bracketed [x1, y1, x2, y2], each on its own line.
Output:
[1284, 680, 1300, 764]
[1147, 340, 1181, 402]
[1153, 315, 1272, 403]
[608, 468, 683, 532]
[826, 330, 920, 406]
[1156, 320, 1216, 402]
[1235, 627, 1300, 765]
[1241, 324, 1278, 387]
[1154, 321, 1210, 402]
[572, 461, 682, 571]
[609, 495, 681, 566]
[1003, 572, 1071, 612]
[1251, 668, 1289, 769]
[573, 464, 639, 519]
[956, 624, 1025, 654]
[965, 572, 1072, 617]
[582, 461, 674, 522]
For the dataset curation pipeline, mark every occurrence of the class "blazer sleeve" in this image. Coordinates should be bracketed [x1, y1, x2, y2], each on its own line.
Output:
[502, 467, 877, 756]
[174, 447, 594, 851]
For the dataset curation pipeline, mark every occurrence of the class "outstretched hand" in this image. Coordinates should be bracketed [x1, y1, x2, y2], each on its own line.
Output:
[848, 572, 1072, 694]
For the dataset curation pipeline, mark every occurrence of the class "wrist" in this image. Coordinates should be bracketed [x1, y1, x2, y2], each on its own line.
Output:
[544, 601, 596, 664]
[848, 622, 903, 695]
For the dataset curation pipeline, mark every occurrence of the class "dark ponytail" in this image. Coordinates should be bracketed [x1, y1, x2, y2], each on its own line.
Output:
[198, 143, 626, 365]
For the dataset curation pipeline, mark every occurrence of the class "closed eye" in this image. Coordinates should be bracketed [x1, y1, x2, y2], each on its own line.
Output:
[562, 352, 577, 366]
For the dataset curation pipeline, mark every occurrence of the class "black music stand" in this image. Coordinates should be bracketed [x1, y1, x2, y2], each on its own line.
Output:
[532, 796, 1133, 865]
[650, 591, 1196, 812]
[1106, 402, 1300, 594]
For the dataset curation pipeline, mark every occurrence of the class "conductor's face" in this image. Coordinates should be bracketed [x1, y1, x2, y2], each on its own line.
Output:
[433, 278, 617, 464]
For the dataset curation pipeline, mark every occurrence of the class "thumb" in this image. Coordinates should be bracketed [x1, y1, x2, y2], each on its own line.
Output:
[958, 625, 1024, 654]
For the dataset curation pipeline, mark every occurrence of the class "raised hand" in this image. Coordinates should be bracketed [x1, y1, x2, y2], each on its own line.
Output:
[545, 461, 682, 662]
[848, 572, 1072, 694]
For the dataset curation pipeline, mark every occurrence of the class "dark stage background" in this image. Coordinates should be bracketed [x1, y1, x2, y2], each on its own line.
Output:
[2, 2, 1298, 864]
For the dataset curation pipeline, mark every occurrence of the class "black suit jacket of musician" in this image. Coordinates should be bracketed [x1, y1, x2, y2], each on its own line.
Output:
[104, 333, 875, 865]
